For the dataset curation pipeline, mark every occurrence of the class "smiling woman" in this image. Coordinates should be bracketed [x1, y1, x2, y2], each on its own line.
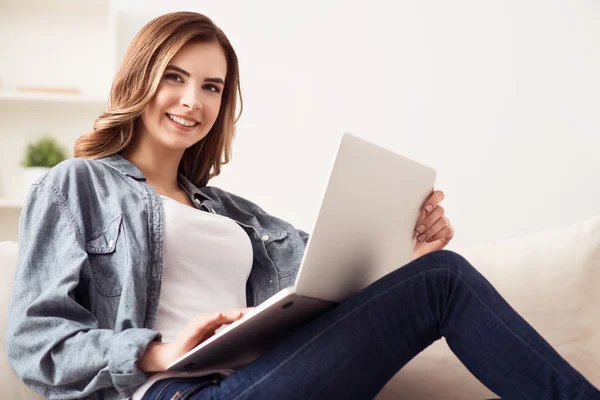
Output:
[74, 12, 242, 188]
[5, 10, 600, 400]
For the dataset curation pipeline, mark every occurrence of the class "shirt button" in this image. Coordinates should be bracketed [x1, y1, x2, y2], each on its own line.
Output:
[194, 198, 201, 205]
[261, 234, 269, 241]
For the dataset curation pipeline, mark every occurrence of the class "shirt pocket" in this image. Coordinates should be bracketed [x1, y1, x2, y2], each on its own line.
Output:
[85, 214, 126, 297]
[261, 228, 301, 278]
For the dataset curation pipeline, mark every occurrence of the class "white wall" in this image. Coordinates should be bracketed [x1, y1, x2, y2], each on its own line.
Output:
[1, 0, 599, 249]
[0, 1, 112, 240]
[114, 0, 600, 249]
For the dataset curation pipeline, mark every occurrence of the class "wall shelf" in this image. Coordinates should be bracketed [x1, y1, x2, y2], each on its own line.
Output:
[0, 90, 108, 106]
[0, 0, 117, 241]
[0, 198, 24, 209]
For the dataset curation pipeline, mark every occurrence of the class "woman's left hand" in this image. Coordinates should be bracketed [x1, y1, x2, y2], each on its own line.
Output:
[412, 188, 454, 260]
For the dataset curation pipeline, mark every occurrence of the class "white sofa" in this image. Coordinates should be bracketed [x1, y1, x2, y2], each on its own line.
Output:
[2, 215, 599, 400]
[1, 241, 44, 400]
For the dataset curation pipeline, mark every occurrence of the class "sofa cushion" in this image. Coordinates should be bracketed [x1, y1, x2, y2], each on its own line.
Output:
[377, 214, 600, 399]
[0, 241, 44, 400]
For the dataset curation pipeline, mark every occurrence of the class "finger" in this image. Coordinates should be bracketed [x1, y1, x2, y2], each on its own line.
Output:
[420, 215, 449, 242]
[416, 188, 434, 224]
[215, 309, 247, 318]
[419, 188, 434, 215]
[194, 313, 226, 329]
[177, 316, 220, 344]
[213, 312, 244, 325]
[220, 307, 252, 316]
[188, 309, 252, 341]
[425, 224, 454, 244]
[193, 312, 237, 332]
[415, 205, 445, 235]
[223, 309, 245, 317]
[421, 189, 445, 214]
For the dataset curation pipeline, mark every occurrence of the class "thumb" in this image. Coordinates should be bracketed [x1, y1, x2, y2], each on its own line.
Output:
[428, 239, 447, 251]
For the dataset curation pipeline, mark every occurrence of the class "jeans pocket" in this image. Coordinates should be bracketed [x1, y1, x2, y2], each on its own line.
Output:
[85, 214, 126, 297]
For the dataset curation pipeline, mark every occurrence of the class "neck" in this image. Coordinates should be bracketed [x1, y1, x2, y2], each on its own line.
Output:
[121, 141, 183, 195]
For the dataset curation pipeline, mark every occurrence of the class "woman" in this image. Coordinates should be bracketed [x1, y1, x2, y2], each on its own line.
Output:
[6, 11, 599, 400]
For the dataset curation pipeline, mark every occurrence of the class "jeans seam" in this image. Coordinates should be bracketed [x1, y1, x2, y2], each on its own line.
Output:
[150, 379, 198, 400]
[230, 267, 447, 400]
[170, 385, 197, 400]
[153, 380, 180, 400]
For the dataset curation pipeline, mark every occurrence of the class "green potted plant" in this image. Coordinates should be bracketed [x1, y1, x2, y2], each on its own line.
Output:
[22, 135, 67, 194]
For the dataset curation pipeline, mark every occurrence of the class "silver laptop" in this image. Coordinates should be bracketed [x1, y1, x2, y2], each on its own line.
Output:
[167, 132, 437, 372]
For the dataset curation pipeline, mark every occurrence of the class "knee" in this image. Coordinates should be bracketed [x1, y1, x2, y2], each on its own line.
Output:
[416, 249, 476, 277]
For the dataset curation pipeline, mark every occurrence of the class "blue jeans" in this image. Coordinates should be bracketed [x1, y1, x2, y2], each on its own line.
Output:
[142, 250, 600, 400]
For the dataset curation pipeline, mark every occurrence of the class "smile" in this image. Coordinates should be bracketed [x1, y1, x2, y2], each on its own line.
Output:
[166, 113, 198, 127]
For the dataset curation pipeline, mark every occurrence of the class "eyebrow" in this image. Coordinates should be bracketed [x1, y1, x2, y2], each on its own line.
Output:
[165, 65, 225, 85]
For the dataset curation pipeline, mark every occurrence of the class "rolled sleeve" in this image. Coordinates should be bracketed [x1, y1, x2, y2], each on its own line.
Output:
[109, 328, 161, 396]
[6, 182, 159, 399]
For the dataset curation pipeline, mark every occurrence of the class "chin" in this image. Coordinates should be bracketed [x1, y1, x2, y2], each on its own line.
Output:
[160, 133, 207, 152]
[160, 139, 196, 152]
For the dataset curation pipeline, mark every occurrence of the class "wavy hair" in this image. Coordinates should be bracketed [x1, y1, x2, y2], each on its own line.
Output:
[74, 11, 243, 187]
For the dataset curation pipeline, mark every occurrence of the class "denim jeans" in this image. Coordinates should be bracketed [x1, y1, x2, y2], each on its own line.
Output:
[142, 250, 600, 400]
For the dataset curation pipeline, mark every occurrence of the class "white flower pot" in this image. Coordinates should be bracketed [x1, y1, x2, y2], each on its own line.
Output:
[23, 167, 51, 196]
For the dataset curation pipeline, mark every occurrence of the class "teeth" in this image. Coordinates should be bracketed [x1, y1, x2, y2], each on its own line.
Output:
[168, 114, 197, 127]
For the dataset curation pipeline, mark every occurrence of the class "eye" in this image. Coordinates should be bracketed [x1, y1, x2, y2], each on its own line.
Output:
[203, 84, 221, 94]
[165, 73, 183, 83]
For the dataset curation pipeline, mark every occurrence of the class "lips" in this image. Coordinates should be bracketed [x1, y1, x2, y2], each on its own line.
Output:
[166, 113, 199, 127]
[165, 114, 200, 132]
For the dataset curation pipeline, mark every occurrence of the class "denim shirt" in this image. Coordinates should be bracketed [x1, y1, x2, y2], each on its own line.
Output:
[6, 154, 310, 400]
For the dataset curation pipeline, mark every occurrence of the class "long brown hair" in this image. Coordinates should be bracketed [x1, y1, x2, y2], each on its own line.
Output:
[74, 12, 243, 187]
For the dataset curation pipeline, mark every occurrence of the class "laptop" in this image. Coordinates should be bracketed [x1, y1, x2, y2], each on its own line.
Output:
[167, 132, 437, 372]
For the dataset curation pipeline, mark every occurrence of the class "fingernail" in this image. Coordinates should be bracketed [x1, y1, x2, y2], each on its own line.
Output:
[417, 234, 426, 242]
[425, 205, 433, 213]
[416, 225, 425, 234]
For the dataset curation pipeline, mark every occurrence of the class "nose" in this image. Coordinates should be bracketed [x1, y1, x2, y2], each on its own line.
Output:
[180, 85, 203, 111]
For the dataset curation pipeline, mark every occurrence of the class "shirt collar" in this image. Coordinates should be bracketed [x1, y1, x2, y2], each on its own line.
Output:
[99, 153, 215, 203]
[99, 153, 146, 181]
[177, 172, 215, 204]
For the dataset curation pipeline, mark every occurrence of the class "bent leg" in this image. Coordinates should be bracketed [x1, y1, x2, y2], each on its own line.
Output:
[144, 250, 600, 400]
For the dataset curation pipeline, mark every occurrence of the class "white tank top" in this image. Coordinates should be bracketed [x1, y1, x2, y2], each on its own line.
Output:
[131, 195, 253, 399]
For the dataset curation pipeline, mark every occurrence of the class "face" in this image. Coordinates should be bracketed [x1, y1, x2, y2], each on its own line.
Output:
[137, 41, 227, 153]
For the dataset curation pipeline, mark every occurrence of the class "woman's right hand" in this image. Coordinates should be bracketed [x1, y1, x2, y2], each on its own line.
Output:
[139, 307, 254, 372]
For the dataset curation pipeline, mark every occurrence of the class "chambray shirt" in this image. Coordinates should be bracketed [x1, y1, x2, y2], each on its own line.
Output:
[6, 154, 310, 400]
